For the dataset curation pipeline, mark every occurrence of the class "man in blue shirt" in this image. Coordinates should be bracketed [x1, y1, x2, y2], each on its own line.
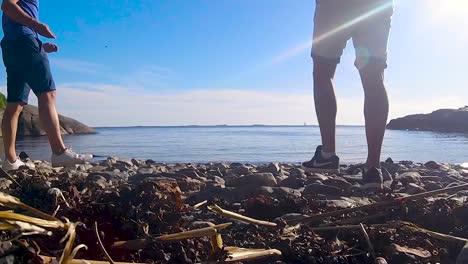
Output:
[1, 0, 92, 170]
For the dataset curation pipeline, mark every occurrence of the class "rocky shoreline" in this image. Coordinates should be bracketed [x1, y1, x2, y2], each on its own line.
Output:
[387, 106, 468, 134]
[1, 158, 467, 263]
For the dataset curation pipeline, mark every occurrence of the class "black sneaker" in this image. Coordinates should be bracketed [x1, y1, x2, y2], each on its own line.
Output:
[302, 146, 340, 174]
[361, 167, 384, 190]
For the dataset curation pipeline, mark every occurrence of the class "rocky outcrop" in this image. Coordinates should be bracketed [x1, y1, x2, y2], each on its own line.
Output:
[387, 106, 468, 133]
[0, 105, 95, 137]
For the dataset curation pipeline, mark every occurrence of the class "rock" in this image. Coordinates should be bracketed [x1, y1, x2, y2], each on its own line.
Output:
[385, 158, 394, 163]
[423, 181, 443, 191]
[271, 187, 302, 198]
[177, 178, 205, 192]
[457, 242, 468, 264]
[303, 183, 344, 196]
[212, 176, 225, 186]
[396, 172, 421, 184]
[387, 106, 468, 133]
[11, 105, 96, 136]
[312, 197, 371, 209]
[137, 167, 155, 174]
[308, 173, 330, 181]
[275, 213, 308, 222]
[381, 162, 402, 175]
[261, 162, 281, 174]
[231, 165, 251, 176]
[88, 165, 107, 172]
[425, 161, 441, 170]
[323, 178, 353, 190]
[177, 168, 202, 178]
[280, 177, 305, 189]
[86, 175, 107, 189]
[454, 204, 468, 222]
[0, 178, 13, 189]
[376, 257, 388, 264]
[388, 243, 431, 261]
[405, 183, 426, 194]
[226, 173, 277, 187]
[288, 168, 307, 178]
[381, 168, 393, 181]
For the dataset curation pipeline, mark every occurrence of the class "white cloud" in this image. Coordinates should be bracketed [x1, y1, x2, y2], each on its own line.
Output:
[2, 82, 465, 127]
[50, 82, 466, 127]
[51, 58, 105, 75]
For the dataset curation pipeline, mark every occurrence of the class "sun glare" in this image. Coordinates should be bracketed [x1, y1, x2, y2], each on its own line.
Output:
[426, 0, 468, 24]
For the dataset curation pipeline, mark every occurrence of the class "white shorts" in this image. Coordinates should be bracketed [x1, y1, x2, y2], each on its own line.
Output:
[312, 0, 394, 69]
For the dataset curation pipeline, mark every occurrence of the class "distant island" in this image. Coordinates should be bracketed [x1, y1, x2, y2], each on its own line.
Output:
[387, 106, 468, 133]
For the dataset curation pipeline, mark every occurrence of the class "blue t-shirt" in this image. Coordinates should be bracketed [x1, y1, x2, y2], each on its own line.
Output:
[2, 0, 39, 40]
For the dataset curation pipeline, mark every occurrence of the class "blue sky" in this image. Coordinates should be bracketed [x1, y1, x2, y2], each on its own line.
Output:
[1, 0, 467, 126]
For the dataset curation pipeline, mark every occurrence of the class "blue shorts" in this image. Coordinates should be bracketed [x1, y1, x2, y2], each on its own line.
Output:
[1, 34, 56, 104]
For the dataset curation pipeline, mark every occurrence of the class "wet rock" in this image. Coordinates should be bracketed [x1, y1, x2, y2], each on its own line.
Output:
[425, 161, 441, 170]
[405, 183, 427, 194]
[303, 183, 344, 196]
[226, 173, 277, 187]
[395, 171, 421, 184]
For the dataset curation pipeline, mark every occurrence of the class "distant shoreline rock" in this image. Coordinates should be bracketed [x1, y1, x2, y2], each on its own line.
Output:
[387, 106, 468, 133]
[0, 105, 96, 137]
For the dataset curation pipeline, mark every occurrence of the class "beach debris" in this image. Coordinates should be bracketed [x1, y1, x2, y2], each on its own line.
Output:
[206, 204, 277, 227]
[0, 158, 466, 263]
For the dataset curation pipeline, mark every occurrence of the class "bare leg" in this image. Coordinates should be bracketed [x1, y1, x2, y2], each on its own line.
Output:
[313, 59, 339, 153]
[37, 91, 66, 154]
[2, 103, 24, 162]
[359, 64, 388, 169]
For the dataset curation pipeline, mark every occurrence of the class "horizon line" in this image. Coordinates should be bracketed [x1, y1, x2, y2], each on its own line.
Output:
[93, 124, 365, 128]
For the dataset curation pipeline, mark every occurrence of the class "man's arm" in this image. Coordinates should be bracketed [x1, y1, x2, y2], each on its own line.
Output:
[1, 0, 55, 38]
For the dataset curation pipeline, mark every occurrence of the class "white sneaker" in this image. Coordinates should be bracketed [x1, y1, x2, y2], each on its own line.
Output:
[2, 159, 25, 171]
[51, 148, 93, 167]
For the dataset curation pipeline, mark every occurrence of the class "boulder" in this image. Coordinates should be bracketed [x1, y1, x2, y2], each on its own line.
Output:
[396, 172, 421, 184]
[1, 105, 95, 137]
[226, 173, 277, 187]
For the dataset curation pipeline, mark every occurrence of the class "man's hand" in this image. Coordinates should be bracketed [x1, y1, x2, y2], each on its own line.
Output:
[42, 43, 58, 53]
[1, 1, 55, 38]
[32, 22, 55, 39]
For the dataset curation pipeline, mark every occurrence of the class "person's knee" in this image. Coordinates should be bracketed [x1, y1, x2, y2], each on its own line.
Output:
[358, 60, 387, 90]
[313, 57, 338, 84]
[3, 103, 24, 118]
[38, 90, 57, 103]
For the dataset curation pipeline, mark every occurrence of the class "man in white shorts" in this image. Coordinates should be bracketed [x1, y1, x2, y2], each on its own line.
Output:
[302, 0, 394, 190]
